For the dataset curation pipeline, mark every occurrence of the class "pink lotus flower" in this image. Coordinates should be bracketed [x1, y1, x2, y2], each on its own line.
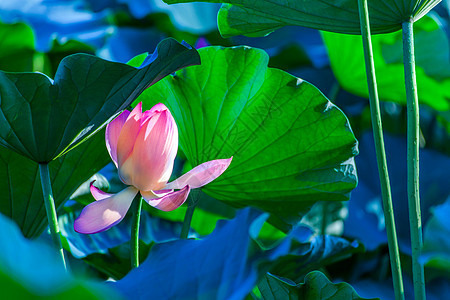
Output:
[74, 102, 232, 234]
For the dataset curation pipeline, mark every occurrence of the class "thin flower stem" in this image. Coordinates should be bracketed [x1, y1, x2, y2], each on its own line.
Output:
[39, 163, 67, 271]
[131, 193, 143, 269]
[321, 202, 329, 235]
[180, 192, 198, 239]
[402, 18, 426, 300]
[357, 1, 404, 299]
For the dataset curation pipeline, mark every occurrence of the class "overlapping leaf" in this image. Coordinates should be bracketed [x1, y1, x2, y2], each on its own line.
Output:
[138, 46, 358, 230]
[269, 236, 363, 282]
[0, 38, 200, 163]
[323, 16, 450, 111]
[0, 130, 110, 238]
[58, 209, 189, 279]
[164, 0, 441, 36]
[257, 272, 378, 300]
[344, 132, 450, 252]
[421, 198, 450, 275]
[59, 210, 187, 259]
[113, 208, 302, 299]
[0, 212, 121, 299]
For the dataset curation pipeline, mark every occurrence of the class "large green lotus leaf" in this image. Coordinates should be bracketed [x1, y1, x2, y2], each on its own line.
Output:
[257, 272, 377, 300]
[137, 46, 358, 230]
[0, 129, 110, 238]
[0, 38, 200, 163]
[164, 0, 441, 36]
[322, 16, 450, 111]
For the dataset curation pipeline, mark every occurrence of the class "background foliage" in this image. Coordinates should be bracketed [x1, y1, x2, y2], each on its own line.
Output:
[0, 0, 448, 299]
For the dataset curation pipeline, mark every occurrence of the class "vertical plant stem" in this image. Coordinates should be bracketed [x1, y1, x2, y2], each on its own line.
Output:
[402, 19, 426, 300]
[180, 192, 198, 239]
[321, 202, 329, 235]
[357, 1, 404, 299]
[39, 163, 67, 271]
[131, 193, 143, 269]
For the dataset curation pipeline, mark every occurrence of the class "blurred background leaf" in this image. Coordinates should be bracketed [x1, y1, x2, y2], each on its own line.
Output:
[344, 132, 450, 253]
[164, 0, 441, 36]
[323, 15, 450, 111]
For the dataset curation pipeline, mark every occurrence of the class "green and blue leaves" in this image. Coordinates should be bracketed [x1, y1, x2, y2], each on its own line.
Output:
[138, 46, 358, 229]
[0, 212, 120, 299]
[0, 38, 200, 163]
[257, 272, 378, 300]
[113, 208, 303, 299]
[164, 0, 442, 36]
[0, 129, 110, 238]
[323, 16, 450, 111]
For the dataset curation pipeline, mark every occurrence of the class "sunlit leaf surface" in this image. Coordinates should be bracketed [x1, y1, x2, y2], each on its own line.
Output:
[138, 46, 358, 230]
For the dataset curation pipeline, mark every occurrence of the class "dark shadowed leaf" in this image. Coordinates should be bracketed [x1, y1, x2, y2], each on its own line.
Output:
[0, 130, 110, 238]
[137, 46, 358, 230]
[258, 271, 378, 300]
[60, 210, 186, 259]
[59, 209, 187, 279]
[421, 198, 450, 275]
[344, 132, 450, 252]
[0, 38, 200, 162]
[269, 236, 363, 282]
[164, 0, 441, 36]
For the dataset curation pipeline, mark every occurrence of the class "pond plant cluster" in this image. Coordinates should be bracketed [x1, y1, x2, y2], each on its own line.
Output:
[0, 0, 449, 299]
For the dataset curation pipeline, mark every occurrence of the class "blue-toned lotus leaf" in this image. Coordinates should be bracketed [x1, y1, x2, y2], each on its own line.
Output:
[120, 0, 220, 34]
[164, 0, 441, 36]
[60, 210, 190, 259]
[345, 132, 450, 252]
[0, 212, 121, 299]
[269, 235, 363, 282]
[113, 208, 311, 299]
[352, 276, 450, 300]
[230, 26, 328, 69]
[0, 0, 112, 52]
[97, 27, 164, 63]
[421, 198, 450, 275]
[0, 38, 200, 163]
